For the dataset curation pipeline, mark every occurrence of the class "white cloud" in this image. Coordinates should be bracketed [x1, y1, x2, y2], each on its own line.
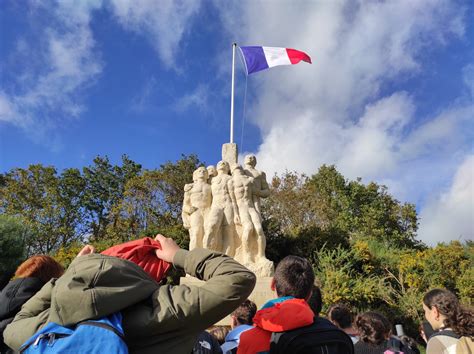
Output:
[173, 84, 211, 114]
[0, 1, 103, 142]
[1, 0, 203, 142]
[108, 0, 201, 69]
[215, 0, 472, 243]
[418, 155, 474, 245]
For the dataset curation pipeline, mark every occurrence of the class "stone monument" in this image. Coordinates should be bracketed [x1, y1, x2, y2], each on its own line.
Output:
[180, 145, 276, 324]
[182, 145, 274, 278]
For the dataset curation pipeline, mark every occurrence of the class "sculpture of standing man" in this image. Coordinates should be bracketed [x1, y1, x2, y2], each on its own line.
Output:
[203, 161, 239, 256]
[244, 154, 270, 214]
[231, 164, 266, 263]
[182, 166, 212, 251]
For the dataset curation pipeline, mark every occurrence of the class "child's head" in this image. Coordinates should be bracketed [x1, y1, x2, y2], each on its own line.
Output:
[354, 311, 391, 345]
[231, 299, 257, 327]
[15, 255, 64, 284]
[273, 255, 314, 299]
[328, 303, 354, 329]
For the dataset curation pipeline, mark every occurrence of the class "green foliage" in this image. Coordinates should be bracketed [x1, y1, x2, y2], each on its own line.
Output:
[0, 165, 85, 254]
[0, 215, 31, 288]
[82, 155, 142, 240]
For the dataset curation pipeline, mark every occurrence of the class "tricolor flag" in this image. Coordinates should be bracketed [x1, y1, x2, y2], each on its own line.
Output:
[239, 46, 312, 75]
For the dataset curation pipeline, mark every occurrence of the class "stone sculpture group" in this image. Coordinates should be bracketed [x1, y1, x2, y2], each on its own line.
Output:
[182, 154, 274, 277]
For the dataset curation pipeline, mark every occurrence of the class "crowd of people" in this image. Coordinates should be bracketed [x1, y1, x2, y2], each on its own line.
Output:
[1, 235, 473, 354]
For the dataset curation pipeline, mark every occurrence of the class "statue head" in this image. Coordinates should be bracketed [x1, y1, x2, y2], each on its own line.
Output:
[244, 154, 257, 168]
[207, 165, 217, 179]
[216, 160, 230, 175]
[231, 164, 244, 175]
[193, 166, 208, 182]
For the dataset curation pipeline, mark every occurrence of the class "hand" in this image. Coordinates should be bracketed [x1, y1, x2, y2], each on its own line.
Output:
[154, 234, 180, 263]
[77, 245, 95, 257]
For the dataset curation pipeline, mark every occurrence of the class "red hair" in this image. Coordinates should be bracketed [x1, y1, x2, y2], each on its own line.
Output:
[15, 255, 64, 283]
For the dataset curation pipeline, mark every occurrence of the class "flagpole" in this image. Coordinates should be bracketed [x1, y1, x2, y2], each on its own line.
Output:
[230, 42, 236, 143]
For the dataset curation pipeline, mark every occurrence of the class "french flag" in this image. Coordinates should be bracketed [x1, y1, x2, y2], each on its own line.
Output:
[239, 46, 312, 75]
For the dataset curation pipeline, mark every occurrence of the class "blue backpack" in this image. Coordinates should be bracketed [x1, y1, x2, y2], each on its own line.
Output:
[19, 313, 128, 353]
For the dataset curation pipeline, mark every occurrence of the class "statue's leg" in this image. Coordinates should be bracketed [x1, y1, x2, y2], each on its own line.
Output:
[222, 205, 235, 256]
[250, 210, 266, 258]
[203, 208, 222, 251]
[239, 209, 253, 263]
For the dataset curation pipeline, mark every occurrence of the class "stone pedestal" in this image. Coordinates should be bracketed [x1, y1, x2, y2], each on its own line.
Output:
[222, 143, 238, 165]
[180, 276, 275, 326]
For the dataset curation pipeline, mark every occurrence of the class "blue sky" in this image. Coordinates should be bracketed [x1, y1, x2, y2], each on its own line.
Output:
[0, 1, 473, 245]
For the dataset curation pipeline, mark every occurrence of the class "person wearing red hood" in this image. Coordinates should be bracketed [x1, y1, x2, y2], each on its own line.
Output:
[237, 255, 315, 354]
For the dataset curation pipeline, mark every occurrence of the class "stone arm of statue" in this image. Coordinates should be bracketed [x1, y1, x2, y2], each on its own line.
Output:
[255, 172, 271, 198]
[182, 183, 196, 229]
[227, 179, 241, 225]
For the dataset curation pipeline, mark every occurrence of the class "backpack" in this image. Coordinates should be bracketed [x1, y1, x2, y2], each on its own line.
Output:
[19, 312, 128, 354]
[269, 317, 354, 354]
[384, 337, 405, 354]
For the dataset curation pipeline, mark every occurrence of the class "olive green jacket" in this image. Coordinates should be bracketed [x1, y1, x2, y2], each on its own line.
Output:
[4, 248, 256, 354]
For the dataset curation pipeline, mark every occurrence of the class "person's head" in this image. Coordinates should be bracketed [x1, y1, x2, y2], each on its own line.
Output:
[307, 284, 323, 317]
[244, 154, 257, 168]
[272, 255, 315, 300]
[423, 288, 474, 336]
[231, 299, 257, 328]
[209, 326, 229, 345]
[216, 160, 230, 175]
[354, 311, 392, 346]
[15, 255, 64, 284]
[193, 166, 208, 182]
[328, 303, 354, 330]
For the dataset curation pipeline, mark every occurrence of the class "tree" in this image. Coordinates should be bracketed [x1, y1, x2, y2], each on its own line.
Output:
[106, 154, 201, 247]
[0, 165, 85, 254]
[0, 215, 31, 289]
[82, 155, 141, 240]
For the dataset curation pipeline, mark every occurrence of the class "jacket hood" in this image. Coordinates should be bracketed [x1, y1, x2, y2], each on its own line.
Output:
[48, 254, 159, 326]
[0, 278, 44, 319]
[253, 297, 314, 332]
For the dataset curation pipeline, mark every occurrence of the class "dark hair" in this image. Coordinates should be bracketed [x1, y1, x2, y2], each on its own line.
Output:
[209, 326, 229, 345]
[307, 284, 323, 316]
[232, 299, 257, 325]
[15, 255, 64, 284]
[355, 311, 391, 345]
[423, 288, 474, 337]
[328, 303, 354, 329]
[274, 255, 315, 299]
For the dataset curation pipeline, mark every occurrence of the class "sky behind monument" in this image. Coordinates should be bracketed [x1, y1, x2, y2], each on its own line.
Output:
[0, 1, 473, 245]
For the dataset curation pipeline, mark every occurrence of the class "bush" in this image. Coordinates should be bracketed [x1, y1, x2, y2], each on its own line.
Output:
[0, 215, 32, 289]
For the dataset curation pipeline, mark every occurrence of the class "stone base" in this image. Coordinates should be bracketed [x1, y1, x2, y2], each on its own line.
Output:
[241, 258, 274, 278]
[180, 276, 275, 326]
[222, 143, 238, 165]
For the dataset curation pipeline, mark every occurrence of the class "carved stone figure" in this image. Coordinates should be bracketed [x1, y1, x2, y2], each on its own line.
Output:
[231, 164, 267, 263]
[203, 161, 239, 256]
[244, 155, 270, 214]
[181, 167, 212, 251]
[207, 165, 217, 184]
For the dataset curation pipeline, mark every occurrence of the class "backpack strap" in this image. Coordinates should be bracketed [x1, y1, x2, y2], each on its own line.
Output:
[430, 329, 460, 340]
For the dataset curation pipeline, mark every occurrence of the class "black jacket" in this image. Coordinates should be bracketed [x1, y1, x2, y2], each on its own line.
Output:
[192, 331, 223, 354]
[0, 278, 44, 354]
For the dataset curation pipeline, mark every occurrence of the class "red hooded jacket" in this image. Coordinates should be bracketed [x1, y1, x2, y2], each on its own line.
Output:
[237, 297, 314, 354]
